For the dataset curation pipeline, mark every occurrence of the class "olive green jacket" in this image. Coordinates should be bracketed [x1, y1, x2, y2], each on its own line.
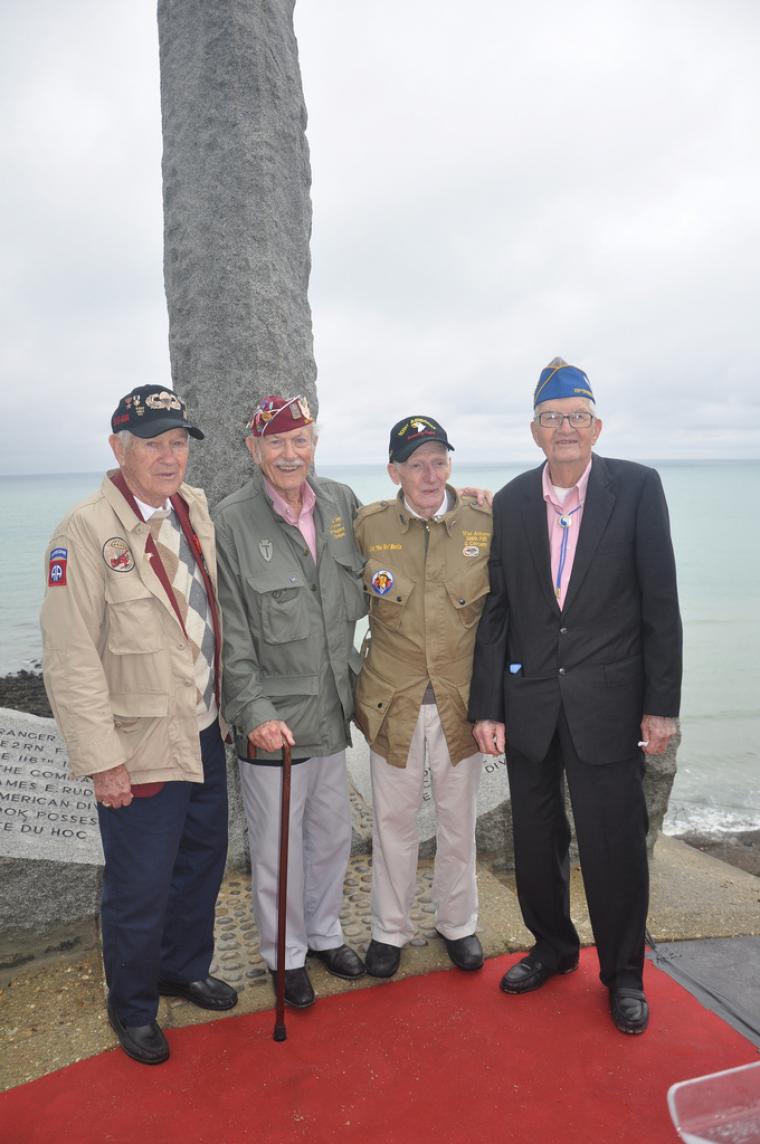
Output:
[353, 487, 492, 768]
[213, 475, 366, 761]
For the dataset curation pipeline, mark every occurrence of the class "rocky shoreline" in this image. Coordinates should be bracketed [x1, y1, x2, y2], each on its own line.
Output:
[2, 670, 758, 876]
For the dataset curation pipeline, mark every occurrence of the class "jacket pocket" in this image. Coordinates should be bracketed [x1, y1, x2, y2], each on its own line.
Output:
[444, 573, 490, 629]
[333, 550, 368, 622]
[354, 663, 397, 741]
[105, 592, 163, 655]
[247, 572, 311, 644]
[112, 693, 170, 719]
[363, 560, 415, 632]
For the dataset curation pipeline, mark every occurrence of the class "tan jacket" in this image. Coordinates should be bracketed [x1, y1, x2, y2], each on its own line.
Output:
[40, 473, 224, 782]
[353, 488, 492, 767]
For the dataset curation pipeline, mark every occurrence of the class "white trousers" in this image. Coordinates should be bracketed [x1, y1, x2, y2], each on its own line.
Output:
[237, 752, 352, 970]
[370, 704, 483, 947]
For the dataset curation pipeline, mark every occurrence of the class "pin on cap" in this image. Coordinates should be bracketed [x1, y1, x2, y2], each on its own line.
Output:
[111, 386, 204, 439]
[388, 416, 454, 462]
[248, 395, 314, 436]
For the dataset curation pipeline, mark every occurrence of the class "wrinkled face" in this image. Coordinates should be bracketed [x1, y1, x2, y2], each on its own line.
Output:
[530, 397, 602, 472]
[388, 441, 452, 518]
[109, 428, 190, 507]
[247, 424, 316, 500]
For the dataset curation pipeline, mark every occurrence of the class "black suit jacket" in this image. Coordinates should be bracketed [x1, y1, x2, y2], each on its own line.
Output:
[468, 455, 682, 766]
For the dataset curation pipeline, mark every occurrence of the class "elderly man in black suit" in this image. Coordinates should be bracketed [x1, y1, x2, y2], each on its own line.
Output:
[469, 358, 682, 1035]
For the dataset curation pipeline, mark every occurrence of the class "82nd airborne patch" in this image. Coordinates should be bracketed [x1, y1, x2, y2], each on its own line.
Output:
[48, 547, 68, 587]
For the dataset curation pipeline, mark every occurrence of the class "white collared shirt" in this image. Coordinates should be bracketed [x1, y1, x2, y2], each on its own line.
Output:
[404, 490, 451, 521]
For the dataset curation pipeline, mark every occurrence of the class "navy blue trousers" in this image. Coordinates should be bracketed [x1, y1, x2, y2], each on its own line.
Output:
[96, 721, 228, 1025]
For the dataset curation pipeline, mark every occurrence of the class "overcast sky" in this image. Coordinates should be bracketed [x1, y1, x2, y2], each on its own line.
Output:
[2, 0, 758, 474]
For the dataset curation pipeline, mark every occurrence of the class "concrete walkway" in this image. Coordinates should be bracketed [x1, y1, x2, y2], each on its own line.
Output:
[2, 834, 759, 1092]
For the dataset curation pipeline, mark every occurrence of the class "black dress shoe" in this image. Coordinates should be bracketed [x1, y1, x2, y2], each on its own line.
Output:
[438, 932, 484, 971]
[158, 975, 238, 1011]
[610, 987, 649, 1034]
[365, 940, 401, 978]
[309, 944, 367, 979]
[500, 953, 579, 994]
[107, 998, 169, 1065]
[269, 966, 316, 1008]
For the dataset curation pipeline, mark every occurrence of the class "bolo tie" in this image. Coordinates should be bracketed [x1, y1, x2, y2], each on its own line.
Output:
[554, 504, 581, 599]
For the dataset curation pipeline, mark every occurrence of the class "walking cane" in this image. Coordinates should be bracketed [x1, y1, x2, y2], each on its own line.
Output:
[273, 741, 292, 1042]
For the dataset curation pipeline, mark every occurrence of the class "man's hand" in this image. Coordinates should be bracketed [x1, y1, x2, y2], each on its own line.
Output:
[473, 720, 506, 756]
[640, 714, 677, 756]
[248, 720, 296, 754]
[92, 764, 133, 809]
[457, 486, 493, 508]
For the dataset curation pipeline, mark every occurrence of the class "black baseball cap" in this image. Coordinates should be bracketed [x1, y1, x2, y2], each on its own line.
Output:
[111, 385, 204, 439]
[388, 415, 454, 462]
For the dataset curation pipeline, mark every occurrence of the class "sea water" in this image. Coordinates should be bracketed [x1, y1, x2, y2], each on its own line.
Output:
[1, 460, 757, 837]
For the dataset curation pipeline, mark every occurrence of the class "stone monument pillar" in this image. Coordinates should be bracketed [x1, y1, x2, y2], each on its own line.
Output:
[158, 0, 317, 507]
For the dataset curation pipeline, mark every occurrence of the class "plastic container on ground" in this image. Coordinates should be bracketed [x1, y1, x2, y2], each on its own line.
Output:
[668, 1060, 760, 1142]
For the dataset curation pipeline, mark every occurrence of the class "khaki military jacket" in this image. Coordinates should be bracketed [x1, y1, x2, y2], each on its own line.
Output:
[40, 474, 224, 782]
[353, 487, 492, 767]
[213, 475, 366, 762]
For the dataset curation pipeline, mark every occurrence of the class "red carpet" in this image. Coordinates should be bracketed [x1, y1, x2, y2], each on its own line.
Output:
[1, 950, 756, 1144]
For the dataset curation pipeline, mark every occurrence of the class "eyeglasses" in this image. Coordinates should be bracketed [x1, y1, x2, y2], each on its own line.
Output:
[535, 411, 595, 429]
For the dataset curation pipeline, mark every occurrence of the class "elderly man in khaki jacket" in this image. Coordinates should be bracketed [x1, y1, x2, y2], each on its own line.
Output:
[353, 415, 493, 978]
[40, 385, 236, 1066]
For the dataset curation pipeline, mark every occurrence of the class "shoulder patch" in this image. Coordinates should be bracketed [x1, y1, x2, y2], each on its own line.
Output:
[48, 547, 68, 587]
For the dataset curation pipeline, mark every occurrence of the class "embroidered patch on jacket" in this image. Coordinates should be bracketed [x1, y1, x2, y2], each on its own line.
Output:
[462, 545, 480, 558]
[370, 569, 395, 595]
[102, 537, 135, 573]
[329, 515, 346, 540]
[48, 547, 68, 586]
[258, 539, 273, 562]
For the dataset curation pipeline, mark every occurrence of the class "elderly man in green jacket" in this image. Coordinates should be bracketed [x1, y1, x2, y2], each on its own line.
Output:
[213, 395, 368, 1009]
[353, 415, 493, 978]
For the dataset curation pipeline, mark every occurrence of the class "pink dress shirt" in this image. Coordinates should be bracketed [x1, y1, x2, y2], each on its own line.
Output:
[265, 479, 317, 562]
[542, 459, 592, 609]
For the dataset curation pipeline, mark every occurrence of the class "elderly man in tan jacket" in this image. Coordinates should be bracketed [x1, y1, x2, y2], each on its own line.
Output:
[354, 415, 493, 978]
[40, 385, 236, 1066]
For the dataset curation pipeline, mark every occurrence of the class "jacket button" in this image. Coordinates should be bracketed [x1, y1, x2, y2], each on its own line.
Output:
[459, 599, 466, 605]
[559, 627, 568, 635]
[377, 702, 383, 708]
[310, 585, 317, 592]
[558, 667, 567, 676]
[395, 596, 402, 602]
